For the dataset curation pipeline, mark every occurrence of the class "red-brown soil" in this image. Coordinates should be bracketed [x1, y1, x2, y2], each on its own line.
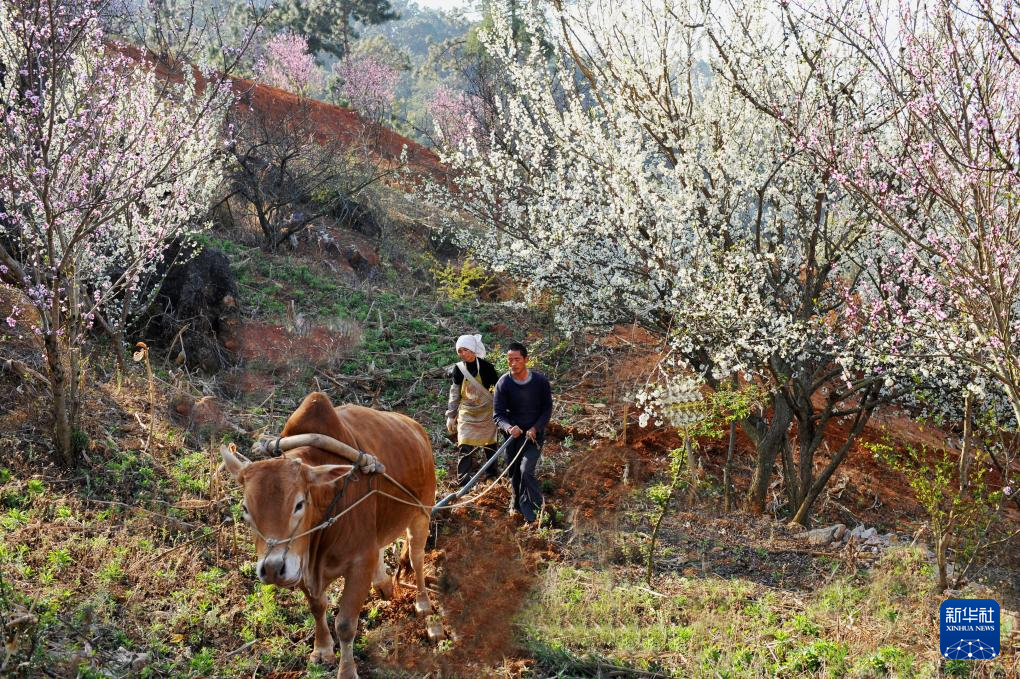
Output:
[363, 484, 548, 676]
[558, 322, 1008, 530]
[353, 427, 664, 678]
[230, 78, 444, 180]
[114, 42, 445, 181]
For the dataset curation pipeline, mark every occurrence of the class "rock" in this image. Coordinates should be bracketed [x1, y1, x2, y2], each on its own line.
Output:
[850, 525, 879, 541]
[146, 244, 239, 372]
[426, 619, 446, 643]
[796, 524, 846, 546]
[961, 583, 996, 599]
[114, 647, 149, 671]
[845, 524, 904, 554]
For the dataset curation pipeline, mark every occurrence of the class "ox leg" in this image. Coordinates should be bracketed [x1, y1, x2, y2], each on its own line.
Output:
[407, 513, 432, 615]
[304, 588, 336, 665]
[372, 547, 394, 600]
[334, 561, 374, 679]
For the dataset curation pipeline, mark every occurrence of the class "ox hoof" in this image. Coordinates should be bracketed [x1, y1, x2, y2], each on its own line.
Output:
[374, 579, 394, 600]
[414, 595, 432, 615]
[426, 619, 446, 643]
[309, 648, 336, 666]
[337, 664, 359, 679]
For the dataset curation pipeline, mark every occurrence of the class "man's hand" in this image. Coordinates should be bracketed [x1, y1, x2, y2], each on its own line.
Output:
[509, 425, 523, 438]
[526, 427, 538, 441]
[446, 417, 457, 435]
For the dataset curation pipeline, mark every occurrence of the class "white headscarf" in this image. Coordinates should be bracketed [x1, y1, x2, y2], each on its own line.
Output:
[455, 334, 487, 359]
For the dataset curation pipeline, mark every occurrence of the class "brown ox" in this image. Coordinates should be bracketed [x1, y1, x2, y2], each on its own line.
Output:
[221, 392, 435, 679]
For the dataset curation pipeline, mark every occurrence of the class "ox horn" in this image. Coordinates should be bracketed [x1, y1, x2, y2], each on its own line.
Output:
[253, 434, 385, 474]
[220, 443, 251, 480]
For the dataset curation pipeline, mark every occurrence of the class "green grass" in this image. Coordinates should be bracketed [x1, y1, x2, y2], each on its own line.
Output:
[0, 193, 579, 678]
[222, 245, 564, 452]
[518, 549, 985, 678]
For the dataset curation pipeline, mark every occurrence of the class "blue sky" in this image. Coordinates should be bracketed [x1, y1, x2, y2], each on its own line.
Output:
[412, 0, 476, 12]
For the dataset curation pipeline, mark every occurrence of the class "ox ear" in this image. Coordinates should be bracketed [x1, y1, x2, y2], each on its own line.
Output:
[305, 464, 351, 486]
[220, 444, 251, 480]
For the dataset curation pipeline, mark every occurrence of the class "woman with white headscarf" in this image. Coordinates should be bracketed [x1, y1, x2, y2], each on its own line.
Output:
[445, 334, 500, 486]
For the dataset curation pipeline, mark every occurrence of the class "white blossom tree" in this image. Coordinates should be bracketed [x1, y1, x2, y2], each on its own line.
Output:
[422, 0, 933, 524]
[0, 0, 231, 464]
[719, 0, 1019, 506]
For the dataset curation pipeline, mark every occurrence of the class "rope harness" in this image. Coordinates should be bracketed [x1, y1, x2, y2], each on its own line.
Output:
[242, 438, 530, 550]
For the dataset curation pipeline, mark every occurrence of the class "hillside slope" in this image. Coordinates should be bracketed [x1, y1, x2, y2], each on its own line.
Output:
[0, 46, 1017, 679]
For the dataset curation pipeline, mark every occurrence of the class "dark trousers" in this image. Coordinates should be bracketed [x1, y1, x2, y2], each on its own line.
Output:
[506, 438, 543, 521]
[457, 443, 499, 486]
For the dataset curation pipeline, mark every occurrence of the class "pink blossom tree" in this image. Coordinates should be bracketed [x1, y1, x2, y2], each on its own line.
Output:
[837, 0, 1019, 515]
[258, 31, 324, 97]
[332, 53, 399, 122]
[708, 0, 1019, 516]
[0, 0, 230, 464]
[750, 0, 1020, 426]
[427, 84, 483, 148]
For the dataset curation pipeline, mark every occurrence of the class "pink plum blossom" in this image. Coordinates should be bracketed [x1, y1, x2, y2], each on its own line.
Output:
[258, 32, 323, 96]
[333, 55, 399, 120]
[428, 85, 483, 147]
[0, 0, 229, 460]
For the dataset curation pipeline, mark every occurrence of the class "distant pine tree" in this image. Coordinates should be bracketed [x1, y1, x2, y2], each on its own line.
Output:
[270, 0, 398, 58]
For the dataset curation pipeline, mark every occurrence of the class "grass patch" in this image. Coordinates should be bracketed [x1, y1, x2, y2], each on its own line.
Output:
[519, 549, 995, 678]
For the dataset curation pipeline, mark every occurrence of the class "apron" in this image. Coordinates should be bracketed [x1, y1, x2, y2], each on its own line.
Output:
[455, 361, 498, 447]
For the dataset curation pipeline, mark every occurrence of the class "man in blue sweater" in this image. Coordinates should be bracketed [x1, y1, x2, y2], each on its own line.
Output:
[493, 341, 553, 522]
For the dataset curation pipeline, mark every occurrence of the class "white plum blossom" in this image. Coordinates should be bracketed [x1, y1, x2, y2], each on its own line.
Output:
[418, 0, 935, 524]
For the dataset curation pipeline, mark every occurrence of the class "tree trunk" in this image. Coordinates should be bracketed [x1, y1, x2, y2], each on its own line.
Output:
[254, 201, 275, 250]
[959, 392, 973, 491]
[112, 330, 126, 377]
[646, 436, 687, 586]
[936, 532, 949, 592]
[798, 431, 815, 511]
[789, 402, 875, 526]
[68, 346, 82, 432]
[746, 396, 792, 514]
[44, 332, 74, 466]
[723, 418, 736, 512]
[646, 478, 679, 586]
[781, 438, 799, 513]
[341, 1, 351, 56]
[685, 430, 699, 507]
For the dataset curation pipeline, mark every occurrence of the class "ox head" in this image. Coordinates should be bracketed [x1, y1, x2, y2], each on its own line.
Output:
[221, 445, 347, 588]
